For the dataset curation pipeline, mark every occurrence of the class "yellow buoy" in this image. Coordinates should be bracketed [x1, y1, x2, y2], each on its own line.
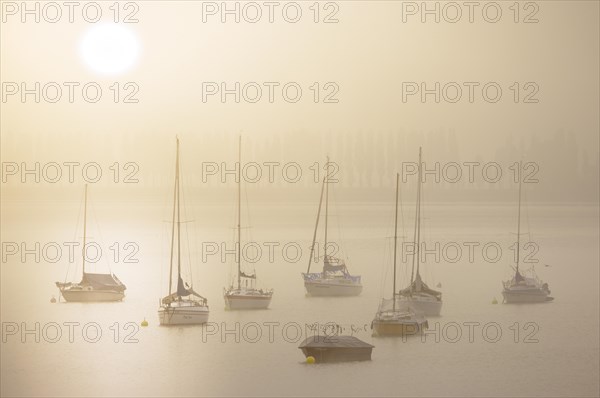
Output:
[492, 297, 498, 304]
[306, 356, 315, 364]
[141, 318, 148, 327]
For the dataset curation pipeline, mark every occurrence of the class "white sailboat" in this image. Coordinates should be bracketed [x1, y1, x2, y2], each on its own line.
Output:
[158, 138, 209, 325]
[502, 162, 553, 303]
[302, 157, 362, 296]
[223, 137, 273, 310]
[372, 173, 428, 337]
[397, 148, 443, 316]
[55, 185, 126, 302]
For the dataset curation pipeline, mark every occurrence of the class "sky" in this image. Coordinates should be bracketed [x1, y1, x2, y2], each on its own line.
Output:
[1, 1, 598, 203]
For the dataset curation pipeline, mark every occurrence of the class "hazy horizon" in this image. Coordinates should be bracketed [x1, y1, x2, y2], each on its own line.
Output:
[1, 1, 598, 397]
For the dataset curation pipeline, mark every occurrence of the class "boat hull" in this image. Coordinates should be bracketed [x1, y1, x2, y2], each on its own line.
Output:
[158, 305, 210, 325]
[60, 289, 124, 302]
[502, 289, 553, 303]
[224, 294, 272, 310]
[300, 346, 373, 362]
[299, 336, 374, 363]
[304, 280, 362, 296]
[398, 296, 442, 316]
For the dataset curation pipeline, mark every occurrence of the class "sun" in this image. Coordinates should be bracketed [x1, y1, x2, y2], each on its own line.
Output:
[79, 23, 140, 76]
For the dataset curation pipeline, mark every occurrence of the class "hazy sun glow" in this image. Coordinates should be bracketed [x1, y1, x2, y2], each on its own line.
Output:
[79, 23, 140, 76]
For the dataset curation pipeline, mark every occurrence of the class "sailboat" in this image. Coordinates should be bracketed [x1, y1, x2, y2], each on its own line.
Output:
[397, 148, 443, 316]
[302, 157, 362, 296]
[223, 137, 273, 310]
[372, 173, 428, 336]
[55, 185, 126, 302]
[502, 162, 553, 303]
[158, 138, 209, 325]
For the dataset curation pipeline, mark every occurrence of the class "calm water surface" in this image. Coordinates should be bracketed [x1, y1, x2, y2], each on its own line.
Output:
[1, 201, 598, 397]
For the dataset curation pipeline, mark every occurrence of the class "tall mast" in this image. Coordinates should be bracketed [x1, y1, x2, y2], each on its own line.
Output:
[323, 156, 329, 265]
[237, 135, 242, 290]
[415, 147, 422, 278]
[516, 160, 522, 274]
[307, 172, 326, 274]
[410, 148, 421, 287]
[393, 173, 399, 311]
[176, 138, 182, 292]
[82, 184, 88, 275]
[168, 138, 178, 296]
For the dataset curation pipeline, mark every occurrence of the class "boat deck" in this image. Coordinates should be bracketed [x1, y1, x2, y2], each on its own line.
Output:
[298, 335, 374, 363]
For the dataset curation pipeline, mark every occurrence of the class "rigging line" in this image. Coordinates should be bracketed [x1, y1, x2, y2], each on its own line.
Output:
[386, 234, 394, 295]
[89, 192, 113, 274]
[176, 146, 182, 293]
[410, 150, 420, 287]
[185, 219, 193, 287]
[160, 210, 166, 297]
[168, 138, 179, 297]
[179, 150, 194, 288]
[237, 135, 242, 290]
[393, 173, 399, 311]
[244, 175, 257, 280]
[181, 166, 192, 286]
[522, 178, 536, 276]
[399, 169, 407, 243]
[307, 172, 325, 274]
[330, 182, 339, 259]
[82, 184, 88, 277]
[416, 148, 423, 280]
[229, 204, 236, 287]
[516, 160, 522, 271]
[398, 175, 411, 287]
[330, 180, 347, 263]
[380, 182, 396, 298]
[324, 156, 329, 264]
[65, 187, 85, 284]
[524, 182, 533, 243]
[161, 142, 177, 297]
[226, 160, 237, 288]
[243, 170, 253, 260]
[159, 151, 168, 297]
[418, 171, 433, 284]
